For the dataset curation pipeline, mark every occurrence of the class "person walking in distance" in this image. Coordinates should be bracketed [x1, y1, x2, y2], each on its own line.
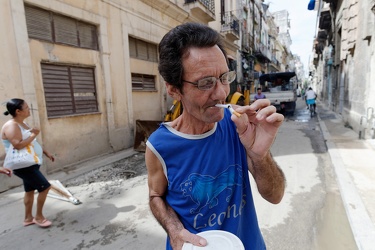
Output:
[305, 87, 317, 112]
[254, 87, 266, 100]
[145, 22, 285, 250]
[1, 98, 55, 228]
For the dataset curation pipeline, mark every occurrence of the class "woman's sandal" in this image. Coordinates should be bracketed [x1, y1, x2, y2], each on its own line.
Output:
[32, 218, 52, 228]
[23, 220, 35, 227]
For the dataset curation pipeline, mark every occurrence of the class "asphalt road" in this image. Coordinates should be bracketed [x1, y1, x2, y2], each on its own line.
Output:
[258, 98, 356, 250]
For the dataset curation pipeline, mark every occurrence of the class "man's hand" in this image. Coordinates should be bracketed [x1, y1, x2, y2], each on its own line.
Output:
[170, 229, 207, 250]
[231, 99, 284, 159]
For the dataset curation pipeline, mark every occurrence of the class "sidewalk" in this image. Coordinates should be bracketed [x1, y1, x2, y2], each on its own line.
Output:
[317, 103, 375, 250]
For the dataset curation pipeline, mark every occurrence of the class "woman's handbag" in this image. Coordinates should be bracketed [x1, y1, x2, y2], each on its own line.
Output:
[3, 143, 40, 170]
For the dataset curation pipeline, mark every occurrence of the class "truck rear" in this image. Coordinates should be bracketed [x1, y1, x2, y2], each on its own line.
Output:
[251, 72, 297, 115]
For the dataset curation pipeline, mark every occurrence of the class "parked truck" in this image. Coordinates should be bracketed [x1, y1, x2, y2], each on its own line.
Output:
[251, 72, 297, 115]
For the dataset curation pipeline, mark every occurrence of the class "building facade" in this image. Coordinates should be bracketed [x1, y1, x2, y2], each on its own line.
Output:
[0, 0, 296, 191]
[311, 0, 375, 139]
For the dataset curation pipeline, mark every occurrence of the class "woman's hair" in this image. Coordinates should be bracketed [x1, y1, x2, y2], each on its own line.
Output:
[158, 22, 228, 93]
[4, 98, 25, 117]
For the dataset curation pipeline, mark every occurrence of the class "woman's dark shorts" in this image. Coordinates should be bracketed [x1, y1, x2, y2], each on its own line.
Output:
[13, 164, 51, 192]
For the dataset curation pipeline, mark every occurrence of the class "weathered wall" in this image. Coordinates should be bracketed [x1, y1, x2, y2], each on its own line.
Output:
[0, 0, 227, 192]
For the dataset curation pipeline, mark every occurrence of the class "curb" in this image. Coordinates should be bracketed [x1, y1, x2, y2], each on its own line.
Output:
[317, 112, 375, 250]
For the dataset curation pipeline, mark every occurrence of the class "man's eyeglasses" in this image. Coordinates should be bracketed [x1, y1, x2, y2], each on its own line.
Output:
[182, 71, 236, 90]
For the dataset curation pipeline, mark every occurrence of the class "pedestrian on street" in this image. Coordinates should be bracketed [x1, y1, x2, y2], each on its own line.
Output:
[254, 87, 266, 100]
[305, 87, 317, 111]
[1, 98, 55, 228]
[145, 22, 285, 250]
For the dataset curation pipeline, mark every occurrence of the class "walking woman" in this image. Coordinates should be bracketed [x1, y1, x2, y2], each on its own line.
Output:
[1, 98, 54, 228]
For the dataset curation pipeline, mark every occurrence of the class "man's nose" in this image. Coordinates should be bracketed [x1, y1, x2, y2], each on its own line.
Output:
[212, 78, 229, 99]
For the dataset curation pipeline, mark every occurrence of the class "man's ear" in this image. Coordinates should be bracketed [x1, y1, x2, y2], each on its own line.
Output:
[166, 83, 182, 101]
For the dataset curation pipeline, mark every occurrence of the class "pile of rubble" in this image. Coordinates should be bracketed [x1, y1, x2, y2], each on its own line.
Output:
[64, 152, 147, 188]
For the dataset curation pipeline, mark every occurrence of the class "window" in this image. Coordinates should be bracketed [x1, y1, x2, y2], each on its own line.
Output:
[132, 73, 156, 91]
[25, 5, 98, 50]
[41, 63, 98, 117]
[129, 37, 157, 62]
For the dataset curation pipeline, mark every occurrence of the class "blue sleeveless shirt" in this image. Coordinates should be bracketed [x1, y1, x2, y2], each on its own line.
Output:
[146, 109, 265, 250]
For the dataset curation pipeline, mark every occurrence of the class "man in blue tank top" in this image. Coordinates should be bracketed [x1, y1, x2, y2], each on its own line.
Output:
[146, 22, 286, 250]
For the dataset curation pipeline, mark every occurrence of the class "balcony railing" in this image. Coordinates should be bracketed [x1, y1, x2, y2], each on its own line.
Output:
[185, 0, 215, 14]
[221, 11, 240, 39]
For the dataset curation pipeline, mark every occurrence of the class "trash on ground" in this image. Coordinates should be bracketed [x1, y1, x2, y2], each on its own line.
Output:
[48, 180, 82, 205]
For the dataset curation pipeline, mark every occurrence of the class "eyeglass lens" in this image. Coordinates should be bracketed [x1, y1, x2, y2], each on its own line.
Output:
[198, 71, 236, 90]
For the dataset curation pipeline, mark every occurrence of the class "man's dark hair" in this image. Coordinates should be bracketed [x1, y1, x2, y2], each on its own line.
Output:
[158, 22, 228, 93]
[257, 88, 262, 91]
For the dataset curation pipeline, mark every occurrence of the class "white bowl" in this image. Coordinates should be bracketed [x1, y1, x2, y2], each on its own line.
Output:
[182, 230, 244, 250]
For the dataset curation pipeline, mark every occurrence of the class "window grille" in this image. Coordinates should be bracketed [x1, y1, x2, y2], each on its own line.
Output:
[25, 5, 98, 50]
[41, 63, 98, 117]
[131, 73, 156, 91]
[129, 37, 157, 62]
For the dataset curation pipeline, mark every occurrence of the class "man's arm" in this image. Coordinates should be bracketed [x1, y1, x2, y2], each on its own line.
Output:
[247, 151, 285, 203]
[145, 147, 207, 249]
[231, 100, 286, 204]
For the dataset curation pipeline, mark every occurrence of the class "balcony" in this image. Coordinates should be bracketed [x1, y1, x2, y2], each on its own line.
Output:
[185, 0, 215, 23]
[221, 11, 240, 41]
[323, 0, 338, 4]
[319, 9, 331, 30]
[269, 55, 280, 72]
[254, 43, 271, 63]
[140, 0, 188, 22]
[242, 32, 254, 52]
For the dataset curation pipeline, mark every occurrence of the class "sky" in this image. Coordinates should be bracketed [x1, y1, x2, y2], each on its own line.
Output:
[267, 1, 318, 74]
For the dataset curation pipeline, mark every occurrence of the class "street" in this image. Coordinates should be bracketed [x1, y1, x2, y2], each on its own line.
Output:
[0, 98, 357, 250]
[257, 98, 356, 250]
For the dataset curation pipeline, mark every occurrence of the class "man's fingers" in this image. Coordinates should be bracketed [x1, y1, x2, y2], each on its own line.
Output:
[248, 99, 271, 110]
[255, 105, 277, 121]
[180, 229, 207, 247]
[266, 112, 284, 124]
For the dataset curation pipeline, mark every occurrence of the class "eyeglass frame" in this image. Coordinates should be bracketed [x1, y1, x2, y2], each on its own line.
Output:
[182, 71, 236, 90]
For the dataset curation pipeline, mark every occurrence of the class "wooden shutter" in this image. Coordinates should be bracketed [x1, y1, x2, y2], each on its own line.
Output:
[129, 37, 137, 58]
[54, 15, 79, 46]
[142, 75, 156, 90]
[132, 73, 156, 91]
[148, 43, 157, 62]
[25, 5, 53, 42]
[132, 73, 144, 90]
[137, 40, 148, 60]
[78, 22, 98, 50]
[129, 37, 157, 62]
[41, 64, 74, 117]
[41, 64, 98, 117]
[71, 67, 98, 113]
[25, 5, 98, 50]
